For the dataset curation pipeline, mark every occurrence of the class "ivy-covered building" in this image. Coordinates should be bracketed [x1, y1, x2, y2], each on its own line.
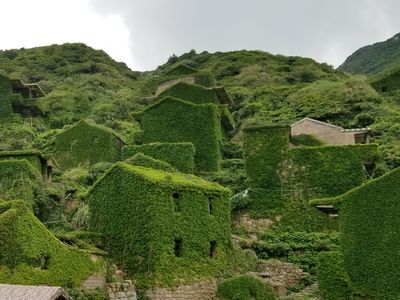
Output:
[136, 97, 223, 172]
[54, 119, 125, 170]
[0, 160, 46, 212]
[242, 125, 378, 229]
[312, 167, 400, 299]
[0, 200, 95, 287]
[158, 82, 233, 106]
[87, 162, 231, 284]
[0, 150, 53, 181]
[0, 74, 45, 122]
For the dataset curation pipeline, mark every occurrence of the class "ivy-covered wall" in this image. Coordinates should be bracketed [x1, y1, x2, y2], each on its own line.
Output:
[288, 144, 378, 199]
[242, 125, 378, 230]
[0, 150, 46, 175]
[124, 153, 176, 172]
[55, 119, 124, 170]
[158, 82, 220, 105]
[122, 142, 195, 173]
[317, 251, 351, 300]
[0, 75, 20, 122]
[0, 160, 46, 213]
[243, 125, 290, 189]
[336, 167, 400, 299]
[138, 97, 222, 172]
[87, 163, 231, 285]
[0, 200, 95, 287]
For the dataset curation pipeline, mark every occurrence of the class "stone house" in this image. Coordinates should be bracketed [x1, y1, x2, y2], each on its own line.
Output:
[291, 117, 371, 145]
[87, 163, 231, 282]
[54, 120, 126, 170]
[0, 284, 71, 300]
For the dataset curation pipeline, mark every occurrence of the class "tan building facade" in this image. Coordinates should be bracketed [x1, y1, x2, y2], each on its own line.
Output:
[291, 118, 371, 145]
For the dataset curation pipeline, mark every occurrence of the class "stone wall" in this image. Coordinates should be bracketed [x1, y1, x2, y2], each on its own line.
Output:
[146, 280, 217, 300]
[252, 260, 308, 297]
[107, 280, 137, 300]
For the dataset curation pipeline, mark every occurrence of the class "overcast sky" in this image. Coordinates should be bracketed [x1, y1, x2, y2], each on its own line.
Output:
[1, 0, 399, 71]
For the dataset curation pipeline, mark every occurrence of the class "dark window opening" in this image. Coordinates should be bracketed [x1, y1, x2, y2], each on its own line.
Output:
[173, 192, 181, 212]
[209, 241, 217, 258]
[174, 239, 183, 257]
[382, 86, 387, 92]
[208, 197, 214, 215]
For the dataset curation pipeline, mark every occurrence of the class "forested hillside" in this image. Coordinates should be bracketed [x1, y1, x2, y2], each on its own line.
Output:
[339, 32, 400, 75]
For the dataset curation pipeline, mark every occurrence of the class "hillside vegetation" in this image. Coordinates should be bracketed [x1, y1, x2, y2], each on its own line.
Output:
[2, 43, 400, 169]
[339, 32, 400, 75]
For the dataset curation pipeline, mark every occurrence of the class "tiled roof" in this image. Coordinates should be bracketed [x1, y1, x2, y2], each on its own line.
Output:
[0, 284, 71, 300]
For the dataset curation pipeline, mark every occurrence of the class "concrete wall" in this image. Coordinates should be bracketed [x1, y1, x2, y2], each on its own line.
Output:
[146, 280, 217, 300]
[155, 77, 195, 96]
[291, 119, 356, 145]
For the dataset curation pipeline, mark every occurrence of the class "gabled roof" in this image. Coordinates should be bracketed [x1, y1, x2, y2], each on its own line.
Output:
[164, 63, 198, 76]
[291, 117, 371, 133]
[0, 284, 71, 300]
[159, 81, 233, 106]
[59, 119, 126, 144]
[291, 117, 343, 131]
[87, 162, 229, 195]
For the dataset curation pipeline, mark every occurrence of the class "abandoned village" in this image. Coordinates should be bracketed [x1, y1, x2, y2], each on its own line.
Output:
[1, 41, 400, 300]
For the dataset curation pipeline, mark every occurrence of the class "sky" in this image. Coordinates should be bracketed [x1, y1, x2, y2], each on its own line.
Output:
[1, 0, 400, 71]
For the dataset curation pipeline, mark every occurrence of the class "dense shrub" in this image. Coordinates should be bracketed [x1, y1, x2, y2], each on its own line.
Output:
[138, 97, 222, 172]
[0, 200, 95, 287]
[87, 163, 232, 285]
[122, 142, 195, 173]
[290, 134, 325, 147]
[217, 275, 276, 300]
[248, 230, 339, 274]
[317, 252, 351, 300]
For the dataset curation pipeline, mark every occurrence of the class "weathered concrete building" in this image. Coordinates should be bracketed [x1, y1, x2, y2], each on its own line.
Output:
[291, 117, 371, 145]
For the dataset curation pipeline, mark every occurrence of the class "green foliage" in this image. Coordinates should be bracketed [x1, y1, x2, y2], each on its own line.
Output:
[0, 123, 36, 150]
[248, 230, 339, 275]
[339, 33, 400, 75]
[0, 200, 95, 287]
[122, 142, 195, 173]
[138, 97, 222, 172]
[290, 134, 325, 147]
[317, 251, 352, 300]
[164, 63, 198, 76]
[243, 125, 290, 189]
[0, 159, 46, 213]
[55, 120, 124, 170]
[159, 82, 220, 105]
[369, 64, 400, 93]
[338, 167, 400, 299]
[88, 162, 113, 183]
[0, 150, 45, 174]
[217, 275, 277, 300]
[125, 153, 176, 172]
[0, 74, 18, 121]
[87, 163, 231, 286]
[288, 144, 378, 198]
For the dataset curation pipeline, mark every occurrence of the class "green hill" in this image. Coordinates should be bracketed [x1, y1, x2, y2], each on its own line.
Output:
[338, 33, 400, 75]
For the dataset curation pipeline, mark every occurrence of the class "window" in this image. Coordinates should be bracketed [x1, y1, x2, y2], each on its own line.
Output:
[209, 241, 217, 258]
[173, 192, 181, 212]
[174, 239, 183, 257]
[208, 197, 214, 215]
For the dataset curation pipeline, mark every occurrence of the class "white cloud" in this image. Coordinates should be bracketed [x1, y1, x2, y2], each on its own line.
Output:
[0, 0, 135, 68]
